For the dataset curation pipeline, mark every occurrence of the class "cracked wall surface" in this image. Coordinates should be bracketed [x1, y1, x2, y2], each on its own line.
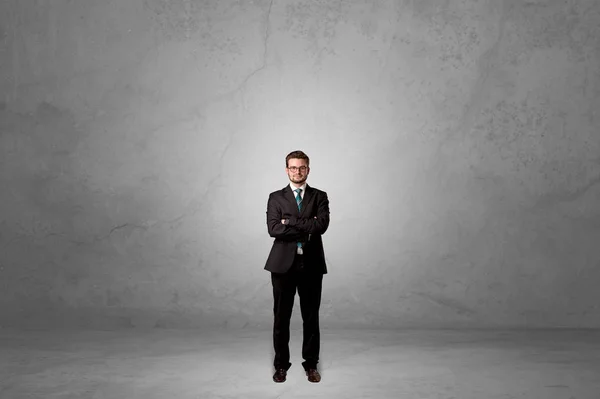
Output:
[1, 0, 599, 329]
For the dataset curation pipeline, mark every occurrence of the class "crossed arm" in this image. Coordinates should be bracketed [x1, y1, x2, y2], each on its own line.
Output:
[266, 192, 330, 241]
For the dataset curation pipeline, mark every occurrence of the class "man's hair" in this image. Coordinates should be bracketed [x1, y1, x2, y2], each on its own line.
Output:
[285, 150, 310, 168]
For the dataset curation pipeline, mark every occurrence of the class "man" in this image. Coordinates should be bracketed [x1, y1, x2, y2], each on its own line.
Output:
[264, 150, 330, 383]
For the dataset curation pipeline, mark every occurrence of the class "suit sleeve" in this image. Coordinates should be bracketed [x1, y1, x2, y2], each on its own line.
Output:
[266, 194, 307, 241]
[287, 191, 330, 235]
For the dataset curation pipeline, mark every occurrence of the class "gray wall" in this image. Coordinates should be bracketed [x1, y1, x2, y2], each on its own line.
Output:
[1, 0, 599, 330]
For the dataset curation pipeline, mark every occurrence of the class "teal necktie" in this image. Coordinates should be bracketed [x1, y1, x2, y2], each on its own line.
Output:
[295, 188, 302, 249]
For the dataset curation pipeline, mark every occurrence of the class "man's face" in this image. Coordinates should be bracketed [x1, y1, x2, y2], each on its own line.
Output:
[286, 158, 309, 185]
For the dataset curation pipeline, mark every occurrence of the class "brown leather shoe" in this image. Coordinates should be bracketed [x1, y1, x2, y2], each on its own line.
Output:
[306, 369, 321, 383]
[273, 368, 287, 383]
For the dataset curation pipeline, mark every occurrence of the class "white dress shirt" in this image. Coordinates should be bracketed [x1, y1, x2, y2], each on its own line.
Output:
[290, 182, 307, 201]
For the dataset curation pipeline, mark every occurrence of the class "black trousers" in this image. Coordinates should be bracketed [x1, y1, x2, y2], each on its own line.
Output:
[271, 252, 323, 371]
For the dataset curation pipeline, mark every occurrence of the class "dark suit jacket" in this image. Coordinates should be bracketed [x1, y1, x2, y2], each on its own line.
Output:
[264, 184, 330, 274]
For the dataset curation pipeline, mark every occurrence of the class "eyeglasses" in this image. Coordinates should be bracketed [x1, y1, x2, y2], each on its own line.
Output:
[288, 166, 308, 172]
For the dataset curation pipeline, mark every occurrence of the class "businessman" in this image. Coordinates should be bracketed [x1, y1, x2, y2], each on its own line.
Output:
[264, 150, 330, 383]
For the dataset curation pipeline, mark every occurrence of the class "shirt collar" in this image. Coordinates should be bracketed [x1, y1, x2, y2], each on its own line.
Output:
[290, 182, 307, 194]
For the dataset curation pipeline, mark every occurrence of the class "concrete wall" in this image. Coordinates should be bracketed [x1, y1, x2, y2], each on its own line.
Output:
[1, 0, 599, 330]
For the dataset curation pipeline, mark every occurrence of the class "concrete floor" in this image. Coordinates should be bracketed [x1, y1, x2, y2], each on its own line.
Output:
[1, 328, 599, 399]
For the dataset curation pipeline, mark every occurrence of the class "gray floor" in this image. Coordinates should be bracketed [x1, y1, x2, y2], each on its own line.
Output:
[1, 327, 599, 398]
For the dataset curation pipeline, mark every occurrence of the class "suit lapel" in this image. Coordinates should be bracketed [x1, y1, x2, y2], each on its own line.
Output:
[300, 185, 313, 217]
[284, 184, 313, 216]
[284, 185, 298, 214]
